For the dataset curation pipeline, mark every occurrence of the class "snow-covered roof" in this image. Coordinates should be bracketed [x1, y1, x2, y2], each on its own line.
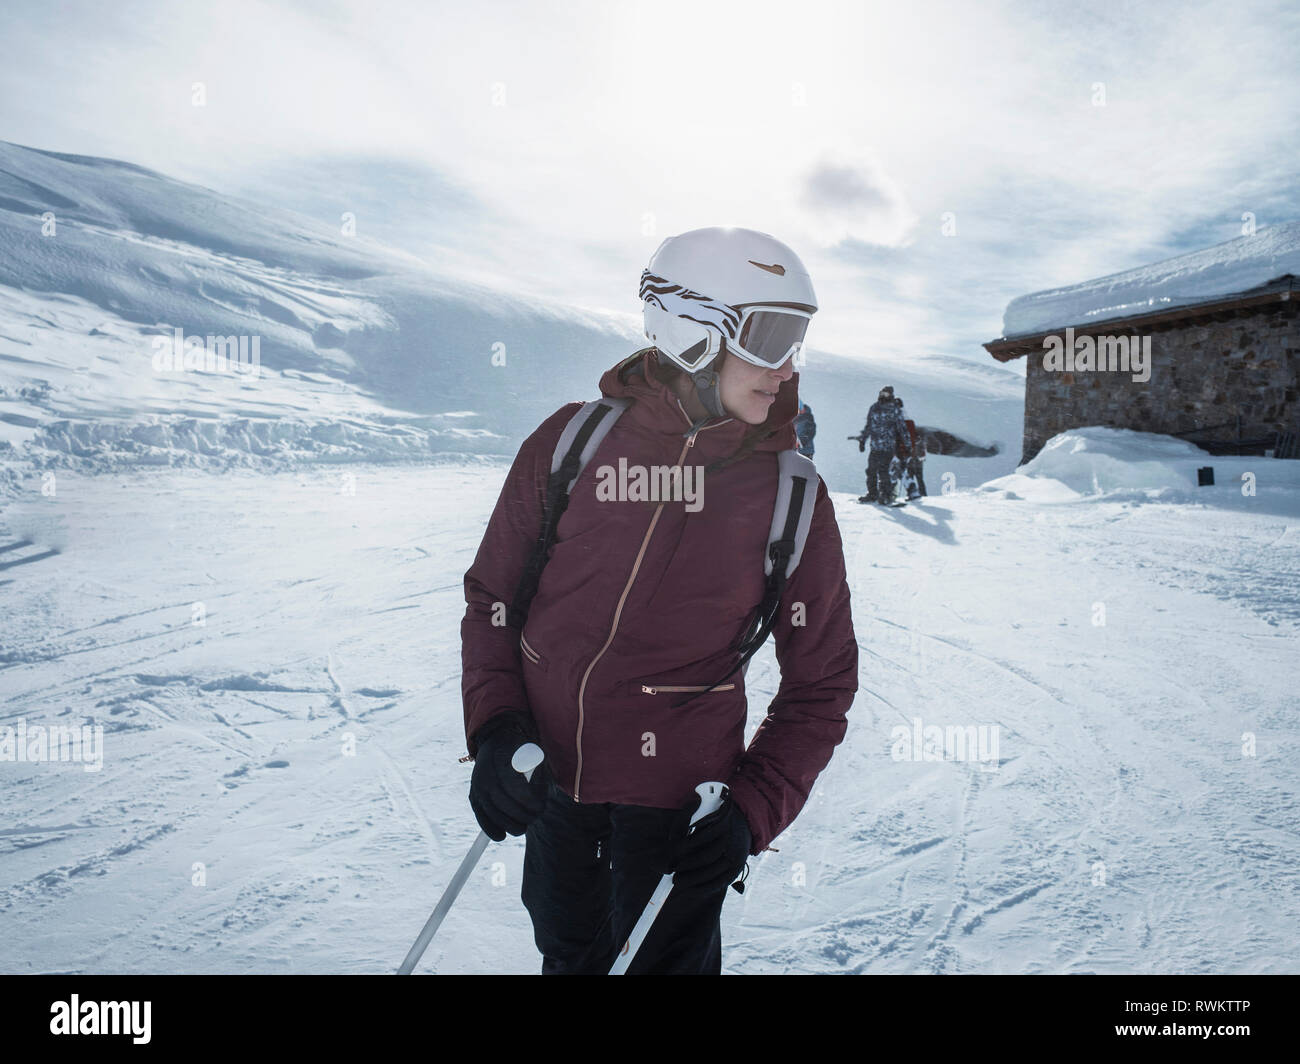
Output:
[999, 221, 1300, 339]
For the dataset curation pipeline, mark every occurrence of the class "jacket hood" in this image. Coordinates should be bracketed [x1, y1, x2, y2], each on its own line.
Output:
[597, 348, 799, 454]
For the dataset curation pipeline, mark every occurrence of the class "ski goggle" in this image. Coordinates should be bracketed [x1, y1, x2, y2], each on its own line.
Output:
[670, 306, 812, 371]
[731, 307, 812, 369]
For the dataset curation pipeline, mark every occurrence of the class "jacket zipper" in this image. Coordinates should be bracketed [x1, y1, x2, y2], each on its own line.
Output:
[572, 416, 729, 801]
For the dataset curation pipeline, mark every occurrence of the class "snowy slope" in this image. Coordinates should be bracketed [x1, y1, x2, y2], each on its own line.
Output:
[7, 140, 1294, 976]
[0, 446, 1296, 974]
[0, 141, 1023, 493]
[0, 142, 643, 470]
[1002, 220, 1300, 338]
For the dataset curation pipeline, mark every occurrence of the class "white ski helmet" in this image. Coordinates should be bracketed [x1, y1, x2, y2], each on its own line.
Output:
[640, 227, 817, 416]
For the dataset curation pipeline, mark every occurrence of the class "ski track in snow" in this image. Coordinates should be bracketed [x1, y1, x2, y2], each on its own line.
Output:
[0, 465, 1297, 973]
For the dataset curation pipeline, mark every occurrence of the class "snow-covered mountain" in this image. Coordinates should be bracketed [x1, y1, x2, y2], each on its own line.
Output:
[0, 141, 1024, 494]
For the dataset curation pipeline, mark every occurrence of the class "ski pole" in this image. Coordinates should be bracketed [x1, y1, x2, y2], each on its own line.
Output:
[396, 742, 545, 975]
[608, 780, 727, 976]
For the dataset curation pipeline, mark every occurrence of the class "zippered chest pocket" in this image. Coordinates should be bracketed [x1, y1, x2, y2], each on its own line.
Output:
[636, 681, 735, 696]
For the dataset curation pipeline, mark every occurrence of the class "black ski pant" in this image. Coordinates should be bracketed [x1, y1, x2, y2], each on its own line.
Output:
[865, 448, 894, 501]
[521, 780, 727, 974]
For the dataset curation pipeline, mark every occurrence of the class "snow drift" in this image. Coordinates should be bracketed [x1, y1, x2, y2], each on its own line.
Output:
[979, 426, 1300, 507]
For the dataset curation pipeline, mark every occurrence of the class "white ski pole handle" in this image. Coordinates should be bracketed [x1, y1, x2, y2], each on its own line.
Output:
[510, 742, 545, 778]
[396, 742, 544, 974]
[608, 780, 727, 975]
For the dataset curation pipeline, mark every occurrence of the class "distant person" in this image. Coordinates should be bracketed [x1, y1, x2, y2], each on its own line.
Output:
[855, 386, 910, 504]
[794, 400, 816, 457]
[894, 396, 926, 499]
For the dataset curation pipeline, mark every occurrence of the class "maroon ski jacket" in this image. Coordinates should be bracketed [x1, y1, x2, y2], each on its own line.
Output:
[461, 350, 858, 854]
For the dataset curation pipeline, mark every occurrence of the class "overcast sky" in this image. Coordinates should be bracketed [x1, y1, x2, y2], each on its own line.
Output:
[2, 0, 1298, 367]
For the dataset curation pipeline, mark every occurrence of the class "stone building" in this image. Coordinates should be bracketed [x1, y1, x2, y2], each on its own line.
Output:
[985, 228, 1300, 465]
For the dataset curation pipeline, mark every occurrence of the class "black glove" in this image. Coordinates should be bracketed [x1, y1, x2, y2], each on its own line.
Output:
[469, 712, 549, 841]
[858, 437, 866, 453]
[667, 789, 752, 893]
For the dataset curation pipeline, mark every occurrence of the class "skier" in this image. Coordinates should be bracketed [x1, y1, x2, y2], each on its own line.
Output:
[855, 386, 910, 504]
[460, 227, 858, 975]
[894, 396, 926, 500]
[794, 400, 816, 457]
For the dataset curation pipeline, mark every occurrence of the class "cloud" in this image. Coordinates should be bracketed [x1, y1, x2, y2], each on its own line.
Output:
[800, 153, 918, 248]
[0, 0, 1297, 370]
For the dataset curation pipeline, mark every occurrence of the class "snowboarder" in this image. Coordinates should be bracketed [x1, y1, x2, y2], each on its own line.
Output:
[854, 386, 910, 504]
[794, 400, 816, 457]
[894, 396, 926, 500]
[460, 227, 858, 975]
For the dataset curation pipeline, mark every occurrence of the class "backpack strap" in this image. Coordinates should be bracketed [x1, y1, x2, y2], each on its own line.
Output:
[673, 448, 819, 707]
[764, 450, 818, 580]
[734, 449, 818, 661]
[507, 397, 631, 629]
[550, 397, 632, 491]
